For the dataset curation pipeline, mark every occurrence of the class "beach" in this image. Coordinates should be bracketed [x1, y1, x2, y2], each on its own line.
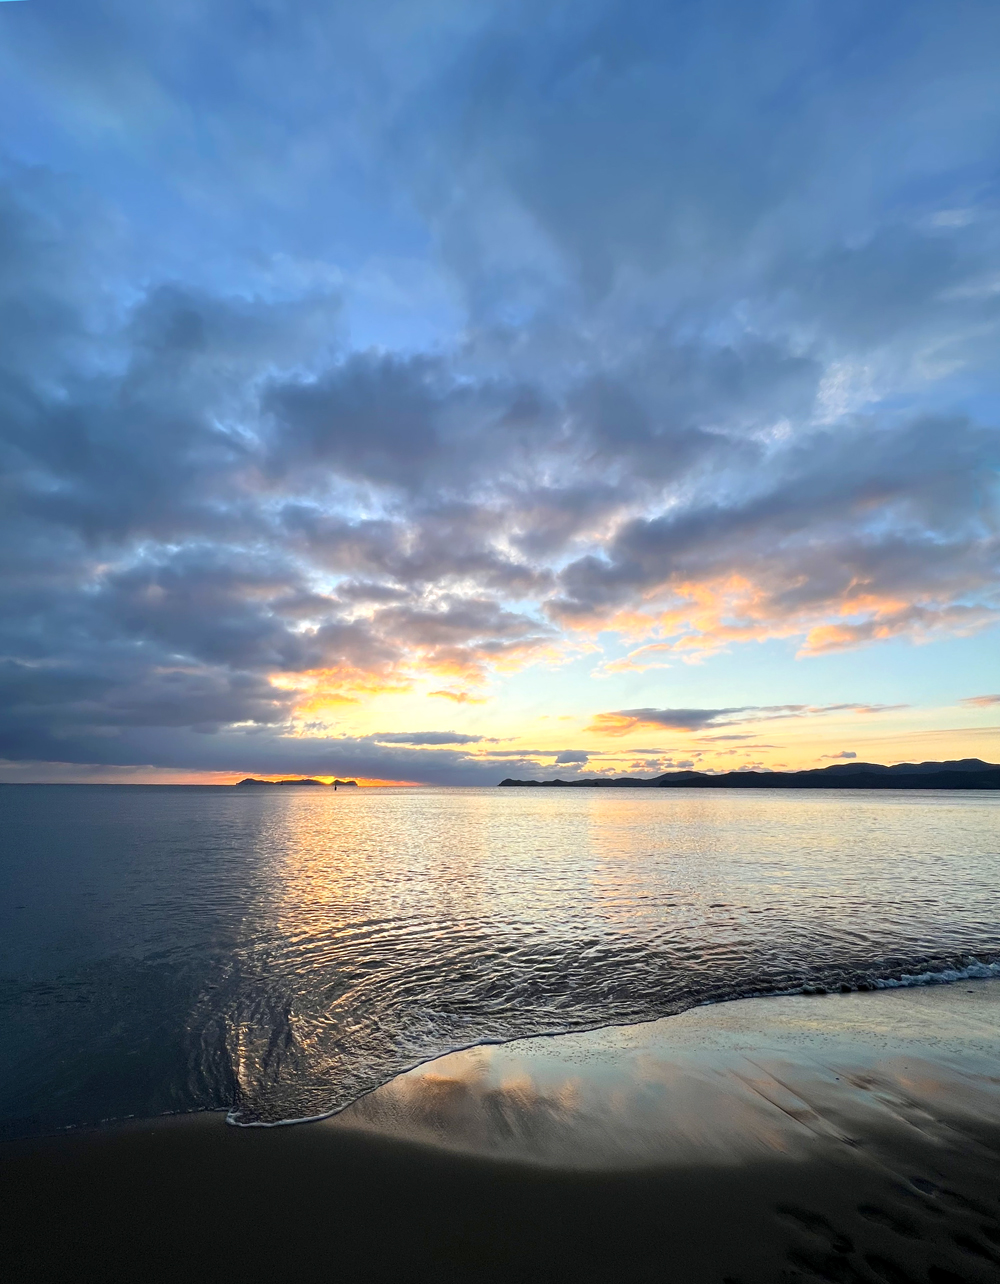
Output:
[5, 1, 1000, 1279]
[4, 981, 999, 1283]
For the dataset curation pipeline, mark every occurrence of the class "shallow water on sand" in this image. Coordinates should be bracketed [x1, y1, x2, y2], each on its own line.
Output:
[330, 980, 1000, 1169]
[1, 784, 998, 1137]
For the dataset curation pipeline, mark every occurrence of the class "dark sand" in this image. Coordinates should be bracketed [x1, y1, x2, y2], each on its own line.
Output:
[3, 983, 1000, 1283]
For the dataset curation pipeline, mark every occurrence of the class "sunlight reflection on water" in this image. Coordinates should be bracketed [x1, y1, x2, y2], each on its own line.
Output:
[1, 784, 998, 1135]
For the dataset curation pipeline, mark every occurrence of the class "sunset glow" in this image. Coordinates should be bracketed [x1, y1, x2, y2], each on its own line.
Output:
[0, 1, 996, 785]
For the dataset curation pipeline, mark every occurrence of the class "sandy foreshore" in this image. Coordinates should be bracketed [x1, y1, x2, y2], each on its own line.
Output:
[3, 981, 999, 1282]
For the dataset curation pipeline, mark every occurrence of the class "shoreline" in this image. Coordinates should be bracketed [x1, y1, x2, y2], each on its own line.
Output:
[4, 982, 1000, 1281]
[220, 956, 1000, 1132]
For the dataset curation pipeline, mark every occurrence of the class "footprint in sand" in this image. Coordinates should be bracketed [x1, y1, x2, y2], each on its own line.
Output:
[785, 1246, 869, 1282]
[777, 1204, 855, 1254]
[863, 1254, 918, 1284]
[909, 1177, 996, 1219]
[856, 1203, 921, 1240]
[951, 1230, 999, 1264]
[777, 1204, 871, 1283]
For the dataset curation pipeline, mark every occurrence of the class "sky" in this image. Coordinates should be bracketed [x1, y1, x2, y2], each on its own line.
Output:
[0, 0, 998, 785]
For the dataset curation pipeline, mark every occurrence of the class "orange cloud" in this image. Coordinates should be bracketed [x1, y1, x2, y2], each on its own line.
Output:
[429, 688, 488, 703]
[270, 664, 416, 724]
[579, 573, 997, 670]
[799, 603, 995, 656]
[588, 701, 907, 737]
[589, 711, 648, 736]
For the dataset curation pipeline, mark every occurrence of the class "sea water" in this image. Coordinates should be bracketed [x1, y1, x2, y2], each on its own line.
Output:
[0, 784, 997, 1139]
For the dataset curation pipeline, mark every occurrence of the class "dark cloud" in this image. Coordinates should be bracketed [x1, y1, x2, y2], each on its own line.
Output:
[369, 731, 486, 746]
[263, 354, 446, 490]
[0, 730, 519, 788]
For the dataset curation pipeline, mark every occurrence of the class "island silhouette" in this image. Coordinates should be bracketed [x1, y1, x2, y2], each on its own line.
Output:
[500, 759, 999, 789]
[235, 778, 358, 787]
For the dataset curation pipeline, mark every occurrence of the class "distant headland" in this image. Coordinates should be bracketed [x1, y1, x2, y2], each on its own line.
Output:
[499, 759, 1000, 790]
[235, 777, 358, 787]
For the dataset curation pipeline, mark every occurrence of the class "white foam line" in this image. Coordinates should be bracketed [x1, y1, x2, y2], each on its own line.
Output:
[873, 958, 1000, 988]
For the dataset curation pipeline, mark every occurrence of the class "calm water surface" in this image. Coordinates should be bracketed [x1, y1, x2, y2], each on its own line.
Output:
[1, 784, 998, 1138]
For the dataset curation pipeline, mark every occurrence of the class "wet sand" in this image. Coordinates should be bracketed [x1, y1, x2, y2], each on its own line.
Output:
[3, 982, 1000, 1282]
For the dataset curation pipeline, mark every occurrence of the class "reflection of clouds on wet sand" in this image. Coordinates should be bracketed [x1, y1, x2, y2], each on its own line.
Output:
[330, 981, 1000, 1172]
[340, 1057, 590, 1162]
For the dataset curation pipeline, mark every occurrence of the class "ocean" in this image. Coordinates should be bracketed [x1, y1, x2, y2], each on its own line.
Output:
[1, 783, 998, 1140]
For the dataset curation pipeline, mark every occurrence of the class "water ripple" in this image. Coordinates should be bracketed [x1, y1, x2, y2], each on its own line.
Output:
[0, 784, 998, 1137]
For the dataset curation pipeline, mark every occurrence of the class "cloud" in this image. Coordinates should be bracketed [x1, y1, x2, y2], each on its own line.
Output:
[592, 707, 757, 734]
[590, 704, 905, 736]
[0, 2, 997, 780]
[961, 694, 1000, 708]
[821, 751, 857, 760]
[551, 415, 1000, 658]
[368, 731, 487, 746]
[554, 750, 589, 764]
[698, 734, 760, 742]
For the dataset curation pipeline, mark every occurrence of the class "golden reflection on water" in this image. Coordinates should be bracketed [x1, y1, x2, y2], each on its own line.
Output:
[210, 786, 1000, 1125]
[6, 783, 998, 1141]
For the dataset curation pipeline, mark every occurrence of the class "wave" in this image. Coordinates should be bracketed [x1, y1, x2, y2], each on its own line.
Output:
[225, 952, 1000, 1128]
